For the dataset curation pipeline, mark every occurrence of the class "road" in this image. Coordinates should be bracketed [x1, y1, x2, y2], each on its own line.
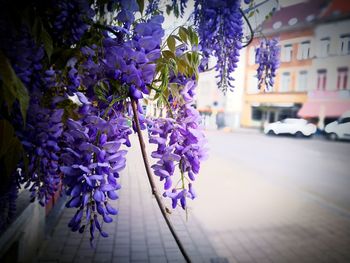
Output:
[206, 131, 350, 212]
[190, 130, 350, 262]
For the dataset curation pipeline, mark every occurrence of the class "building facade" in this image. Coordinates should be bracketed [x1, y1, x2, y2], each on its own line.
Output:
[241, 0, 350, 128]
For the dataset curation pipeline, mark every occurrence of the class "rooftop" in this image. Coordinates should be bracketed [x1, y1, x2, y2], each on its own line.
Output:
[261, 0, 350, 35]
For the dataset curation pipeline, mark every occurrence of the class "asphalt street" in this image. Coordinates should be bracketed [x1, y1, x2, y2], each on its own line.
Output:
[196, 130, 350, 216]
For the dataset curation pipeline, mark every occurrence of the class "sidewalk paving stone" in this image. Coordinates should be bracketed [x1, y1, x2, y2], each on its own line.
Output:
[37, 138, 220, 263]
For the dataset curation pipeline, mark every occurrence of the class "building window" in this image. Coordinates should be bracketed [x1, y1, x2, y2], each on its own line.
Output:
[337, 67, 348, 90]
[319, 37, 330, 57]
[251, 107, 262, 121]
[280, 72, 291, 92]
[281, 44, 293, 62]
[297, 71, 308, 91]
[339, 34, 350, 55]
[317, 69, 327, 90]
[297, 41, 311, 60]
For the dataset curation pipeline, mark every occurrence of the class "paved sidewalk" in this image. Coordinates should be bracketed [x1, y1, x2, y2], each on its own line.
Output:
[37, 136, 220, 263]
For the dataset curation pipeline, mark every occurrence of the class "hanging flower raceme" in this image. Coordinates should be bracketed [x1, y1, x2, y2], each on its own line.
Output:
[145, 0, 161, 15]
[255, 38, 280, 91]
[146, 0, 188, 17]
[60, 93, 131, 243]
[68, 15, 164, 101]
[52, 0, 95, 45]
[194, 0, 243, 92]
[15, 100, 64, 206]
[0, 24, 45, 93]
[3, 92, 63, 208]
[149, 80, 207, 210]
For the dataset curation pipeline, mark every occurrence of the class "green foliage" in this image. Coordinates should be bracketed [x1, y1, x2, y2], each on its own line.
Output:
[0, 51, 30, 124]
[167, 36, 176, 53]
[178, 27, 188, 43]
[31, 17, 54, 61]
[152, 26, 200, 111]
[137, 0, 145, 14]
[94, 81, 110, 103]
[41, 28, 54, 61]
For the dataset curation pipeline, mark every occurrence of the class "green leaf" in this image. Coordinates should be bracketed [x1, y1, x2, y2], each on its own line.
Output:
[41, 27, 53, 61]
[172, 35, 182, 42]
[167, 36, 176, 53]
[179, 27, 188, 43]
[177, 58, 188, 74]
[0, 51, 17, 97]
[190, 52, 200, 68]
[0, 86, 16, 113]
[187, 27, 198, 46]
[0, 51, 30, 123]
[31, 17, 41, 43]
[93, 81, 109, 102]
[190, 30, 199, 46]
[154, 92, 160, 100]
[15, 77, 30, 125]
[137, 0, 144, 14]
[168, 58, 178, 76]
[162, 50, 176, 60]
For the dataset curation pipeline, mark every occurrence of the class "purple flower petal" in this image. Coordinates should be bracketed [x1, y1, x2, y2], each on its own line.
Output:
[93, 189, 105, 202]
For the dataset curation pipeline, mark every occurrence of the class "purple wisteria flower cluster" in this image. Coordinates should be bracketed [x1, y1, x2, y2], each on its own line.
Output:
[146, 0, 161, 15]
[60, 93, 131, 241]
[194, 0, 243, 92]
[146, 0, 189, 16]
[52, 11, 164, 241]
[255, 38, 280, 91]
[149, 80, 207, 210]
[0, 0, 277, 246]
[52, 0, 95, 45]
[0, 26, 45, 92]
[17, 101, 64, 206]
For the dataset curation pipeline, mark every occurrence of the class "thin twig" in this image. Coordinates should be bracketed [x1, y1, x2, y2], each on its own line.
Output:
[131, 99, 191, 263]
[240, 8, 254, 48]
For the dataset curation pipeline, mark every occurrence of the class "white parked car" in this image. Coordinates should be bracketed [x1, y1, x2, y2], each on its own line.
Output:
[264, 118, 317, 137]
[325, 111, 350, 141]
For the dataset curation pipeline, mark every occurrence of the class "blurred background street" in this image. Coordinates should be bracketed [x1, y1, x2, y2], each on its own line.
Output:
[2, 0, 350, 262]
[190, 130, 350, 262]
